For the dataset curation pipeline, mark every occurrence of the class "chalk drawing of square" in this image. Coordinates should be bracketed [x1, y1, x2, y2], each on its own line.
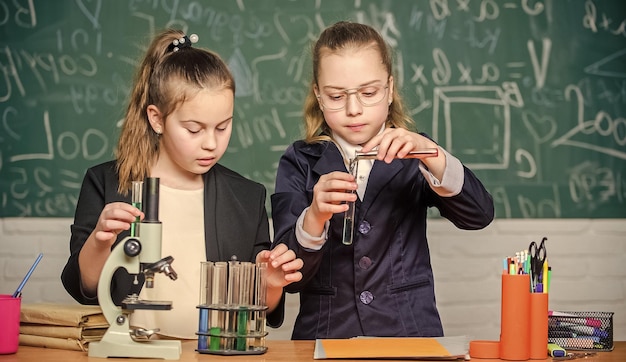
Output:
[432, 85, 510, 170]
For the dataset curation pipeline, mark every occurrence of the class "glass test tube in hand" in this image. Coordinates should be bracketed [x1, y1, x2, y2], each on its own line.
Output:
[341, 148, 439, 245]
[342, 158, 359, 245]
[130, 181, 143, 237]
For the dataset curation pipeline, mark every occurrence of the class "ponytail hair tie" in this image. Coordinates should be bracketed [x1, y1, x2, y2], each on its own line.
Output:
[168, 34, 199, 52]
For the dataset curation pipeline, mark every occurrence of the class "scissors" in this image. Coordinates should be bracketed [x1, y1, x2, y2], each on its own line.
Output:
[528, 237, 547, 292]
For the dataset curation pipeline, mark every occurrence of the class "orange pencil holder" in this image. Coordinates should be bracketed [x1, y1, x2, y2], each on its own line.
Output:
[499, 274, 530, 361]
[529, 292, 549, 359]
[470, 274, 549, 361]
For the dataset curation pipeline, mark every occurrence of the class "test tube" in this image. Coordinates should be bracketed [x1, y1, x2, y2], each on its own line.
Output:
[210, 262, 227, 351]
[130, 181, 143, 237]
[198, 262, 213, 350]
[353, 148, 438, 160]
[227, 261, 241, 305]
[342, 158, 359, 245]
[254, 262, 268, 349]
[255, 262, 267, 308]
[237, 262, 254, 351]
[238, 262, 254, 306]
[226, 261, 241, 350]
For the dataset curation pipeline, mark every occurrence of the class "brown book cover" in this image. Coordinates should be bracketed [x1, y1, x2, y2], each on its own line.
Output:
[20, 303, 108, 328]
[20, 325, 106, 341]
[19, 303, 108, 351]
[18, 334, 88, 352]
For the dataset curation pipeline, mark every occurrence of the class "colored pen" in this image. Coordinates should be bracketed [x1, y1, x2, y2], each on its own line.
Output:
[508, 259, 516, 275]
[561, 324, 608, 338]
[542, 259, 548, 293]
[547, 266, 551, 294]
[548, 343, 566, 357]
[549, 311, 602, 328]
[549, 331, 601, 342]
[549, 330, 578, 338]
[548, 337, 595, 349]
[524, 251, 530, 274]
[12, 253, 44, 298]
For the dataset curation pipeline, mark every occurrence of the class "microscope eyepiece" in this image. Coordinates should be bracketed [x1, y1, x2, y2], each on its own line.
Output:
[143, 177, 160, 222]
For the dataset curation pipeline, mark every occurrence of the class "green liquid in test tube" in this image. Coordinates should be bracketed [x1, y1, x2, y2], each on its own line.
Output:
[130, 181, 143, 237]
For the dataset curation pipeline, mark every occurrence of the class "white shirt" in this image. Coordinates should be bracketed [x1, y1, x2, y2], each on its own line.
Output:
[333, 134, 373, 200]
[131, 185, 205, 339]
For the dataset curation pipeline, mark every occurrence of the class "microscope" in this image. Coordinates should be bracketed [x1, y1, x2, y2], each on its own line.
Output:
[89, 178, 182, 359]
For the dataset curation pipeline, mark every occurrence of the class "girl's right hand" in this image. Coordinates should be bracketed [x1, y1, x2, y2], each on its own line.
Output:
[92, 202, 143, 249]
[308, 171, 357, 224]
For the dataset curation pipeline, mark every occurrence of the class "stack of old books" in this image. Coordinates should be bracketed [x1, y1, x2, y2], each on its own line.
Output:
[19, 303, 108, 351]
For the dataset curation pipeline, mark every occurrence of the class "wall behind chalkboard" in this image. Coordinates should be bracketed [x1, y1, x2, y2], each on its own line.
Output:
[1, 0, 624, 218]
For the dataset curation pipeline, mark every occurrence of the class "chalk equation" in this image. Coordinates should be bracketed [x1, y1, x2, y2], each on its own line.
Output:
[0, 0, 624, 217]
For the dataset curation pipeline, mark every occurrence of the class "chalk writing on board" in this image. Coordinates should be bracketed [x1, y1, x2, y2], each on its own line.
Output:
[0, 0, 624, 218]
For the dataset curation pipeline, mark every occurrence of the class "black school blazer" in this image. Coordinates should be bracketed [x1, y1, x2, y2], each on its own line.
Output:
[61, 160, 283, 326]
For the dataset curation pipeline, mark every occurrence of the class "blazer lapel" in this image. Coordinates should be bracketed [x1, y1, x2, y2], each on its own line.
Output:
[203, 170, 220, 262]
[311, 142, 348, 176]
[361, 160, 404, 212]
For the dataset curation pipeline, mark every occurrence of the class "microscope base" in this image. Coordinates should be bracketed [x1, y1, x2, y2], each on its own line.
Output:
[89, 335, 181, 360]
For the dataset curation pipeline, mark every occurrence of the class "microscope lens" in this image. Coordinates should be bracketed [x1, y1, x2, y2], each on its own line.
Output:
[143, 177, 160, 222]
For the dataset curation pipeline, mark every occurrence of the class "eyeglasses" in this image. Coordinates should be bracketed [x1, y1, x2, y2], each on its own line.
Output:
[317, 83, 389, 111]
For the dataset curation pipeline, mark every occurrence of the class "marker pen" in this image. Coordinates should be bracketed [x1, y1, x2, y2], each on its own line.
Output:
[548, 343, 566, 357]
[548, 311, 602, 328]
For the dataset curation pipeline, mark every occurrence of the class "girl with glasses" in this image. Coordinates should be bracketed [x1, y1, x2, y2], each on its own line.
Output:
[271, 21, 494, 340]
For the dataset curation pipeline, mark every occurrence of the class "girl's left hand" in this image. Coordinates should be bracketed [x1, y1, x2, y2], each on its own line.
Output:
[256, 244, 303, 288]
[361, 128, 439, 164]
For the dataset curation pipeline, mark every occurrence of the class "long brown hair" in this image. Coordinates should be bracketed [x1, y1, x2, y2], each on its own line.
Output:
[115, 29, 235, 194]
[303, 21, 413, 144]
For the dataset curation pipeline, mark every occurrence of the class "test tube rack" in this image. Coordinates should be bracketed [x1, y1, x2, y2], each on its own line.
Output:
[196, 261, 268, 355]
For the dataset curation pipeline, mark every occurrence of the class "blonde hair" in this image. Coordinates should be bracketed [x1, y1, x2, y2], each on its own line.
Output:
[115, 29, 235, 194]
[303, 21, 413, 144]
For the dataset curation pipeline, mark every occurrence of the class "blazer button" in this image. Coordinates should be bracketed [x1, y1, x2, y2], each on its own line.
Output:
[358, 220, 371, 234]
[358, 256, 372, 269]
[359, 291, 374, 305]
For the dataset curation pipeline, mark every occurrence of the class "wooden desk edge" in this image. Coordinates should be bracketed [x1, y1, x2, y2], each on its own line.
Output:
[4, 340, 625, 361]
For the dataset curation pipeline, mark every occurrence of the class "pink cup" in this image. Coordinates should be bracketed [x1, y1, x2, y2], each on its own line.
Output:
[0, 294, 21, 354]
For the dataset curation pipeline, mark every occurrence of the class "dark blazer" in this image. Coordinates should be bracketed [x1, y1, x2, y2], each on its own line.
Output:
[271, 140, 494, 339]
[61, 160, 283, 326]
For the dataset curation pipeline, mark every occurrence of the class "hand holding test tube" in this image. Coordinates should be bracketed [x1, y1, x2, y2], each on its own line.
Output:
[341, 148, 439, 245]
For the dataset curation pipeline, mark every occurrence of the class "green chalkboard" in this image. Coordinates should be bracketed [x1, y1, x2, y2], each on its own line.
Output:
[1, 0, 624, 218]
